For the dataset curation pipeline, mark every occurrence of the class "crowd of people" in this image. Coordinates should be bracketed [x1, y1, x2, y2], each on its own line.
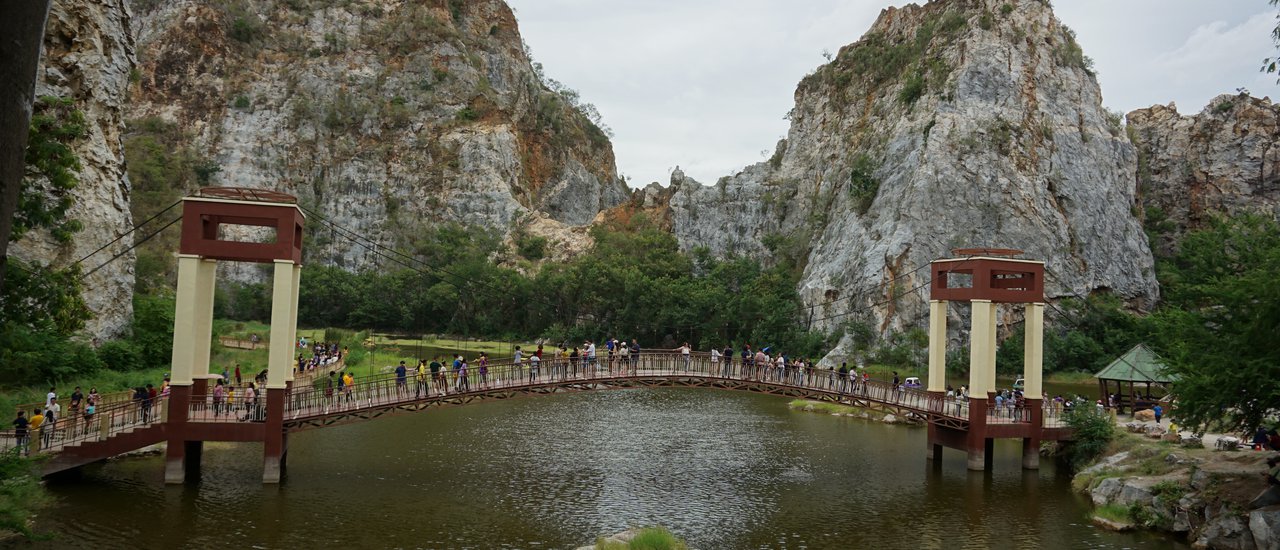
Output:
[9, 384, 136, 454]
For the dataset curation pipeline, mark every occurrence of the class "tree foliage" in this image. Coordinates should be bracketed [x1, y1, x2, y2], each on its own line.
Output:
[13, 96, 84, 244]
[1148, 214, 1280, 434]
[1062, 407, 1115, 471]
[283, 216, 833, 358]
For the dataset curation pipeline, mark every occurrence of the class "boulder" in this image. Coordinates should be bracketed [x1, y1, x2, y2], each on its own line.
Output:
[882, 414, 899, 424]
[1080, 451, 1132, 476]
[1136, 410, 1157, 422]
[1195, 512, 1256, 550]
[1250, 505, 1280, 550]
[1146, 425, 1168, 438]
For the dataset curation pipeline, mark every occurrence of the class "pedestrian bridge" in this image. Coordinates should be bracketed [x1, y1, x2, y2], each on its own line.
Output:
[6, 352, 1071, 479]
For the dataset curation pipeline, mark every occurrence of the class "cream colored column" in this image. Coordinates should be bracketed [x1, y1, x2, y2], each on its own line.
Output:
[1023, 303, 1045, 398]
[285, 263, 302, 382]
[987, 302, 998, 393]
[191, 259, 217, 380]
[927, 300, 948, 392]
[267, 260, 296, 390]
[169, 255, 201, 386]
[967, 300, 995, 396]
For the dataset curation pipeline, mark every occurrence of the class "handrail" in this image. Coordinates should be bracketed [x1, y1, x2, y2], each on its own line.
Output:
[3, 353, 1068, 456]
[0, 395, 170, 455]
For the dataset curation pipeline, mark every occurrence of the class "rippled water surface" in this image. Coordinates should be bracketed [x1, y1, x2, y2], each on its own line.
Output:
[22, 389, 1183, 549]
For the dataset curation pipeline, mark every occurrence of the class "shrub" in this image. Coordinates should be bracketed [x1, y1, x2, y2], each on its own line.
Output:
[847, 154, 880, 213]
[899, 70, 926, 105]
[97, 340, 144, 371]
[515, 234, 549, 261]
[1000, 3, 1015, 15]
[1063, 407, 1115, 471]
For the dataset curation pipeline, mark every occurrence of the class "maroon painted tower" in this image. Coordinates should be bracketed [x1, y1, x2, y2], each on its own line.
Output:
[924, 249, 1047, 471]
[166, 188, 303, 484]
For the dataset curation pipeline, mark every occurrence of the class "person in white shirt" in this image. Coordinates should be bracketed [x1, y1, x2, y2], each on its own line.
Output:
[45, 387, 57, 408]
[710, 348, 721, 375]
[680, 343, 691, 370]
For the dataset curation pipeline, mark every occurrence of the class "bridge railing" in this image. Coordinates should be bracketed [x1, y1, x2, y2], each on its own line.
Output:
[0, 395, 169, 456]
[265, 351, 966, 421]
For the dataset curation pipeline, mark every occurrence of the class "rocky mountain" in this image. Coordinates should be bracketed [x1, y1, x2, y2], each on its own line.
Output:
[638, 0, 1159, 362]
[125, 0, 629, 280]
[10, 0, 136, 339]
[1128, 93, 1280, 256]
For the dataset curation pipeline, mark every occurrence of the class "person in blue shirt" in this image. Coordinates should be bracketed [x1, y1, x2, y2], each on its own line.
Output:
[395, 361, 408, 397]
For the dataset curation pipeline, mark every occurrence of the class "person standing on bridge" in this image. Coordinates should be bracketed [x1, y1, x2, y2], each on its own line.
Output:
[513, 346, 524, 384]
[477, 353, 489, 389]
[618, 341, 629, 374]
[722, 345, 734, 377]
[452, 355, 463, 389]
[457, 358, 470, 393]
[234, 364, 242, 386]
[342, 371, 354, 405]
[586, 340, 597, 374]
[569, 347, 580, 378]
[630, 339, 641, 373]
[430, 357, 445, 395]
[710, 347, 721, 376]
[529, 352, 541, 383]
[395, 361, 409, 397]
[416, 360, 429, 397]
[27, 409, 44, 453]
[213, 379, 226, 417]
[680, 342, 691, 371]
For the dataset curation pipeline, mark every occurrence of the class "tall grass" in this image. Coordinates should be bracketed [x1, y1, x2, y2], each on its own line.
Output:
[595, 527, 688, 550]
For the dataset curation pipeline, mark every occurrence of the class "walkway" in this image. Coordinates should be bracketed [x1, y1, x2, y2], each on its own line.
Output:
[3, 351, 1067, 472]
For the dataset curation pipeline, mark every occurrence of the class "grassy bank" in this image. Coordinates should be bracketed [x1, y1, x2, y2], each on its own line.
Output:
[595, 527, 688, 550]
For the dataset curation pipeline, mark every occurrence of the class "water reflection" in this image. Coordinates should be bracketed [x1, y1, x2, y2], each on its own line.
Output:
[23, 389, 1181, 549]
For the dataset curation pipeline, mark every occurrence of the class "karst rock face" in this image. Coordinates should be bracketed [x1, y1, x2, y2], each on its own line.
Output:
[1127, 94, 1280, 256]
[10, 0, 137, 339]
[649, 0, 1159, 363]
[127, 0, 628, 279]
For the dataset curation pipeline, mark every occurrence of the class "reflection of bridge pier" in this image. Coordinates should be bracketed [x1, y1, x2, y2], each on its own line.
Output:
[924, 250, 1066, 472]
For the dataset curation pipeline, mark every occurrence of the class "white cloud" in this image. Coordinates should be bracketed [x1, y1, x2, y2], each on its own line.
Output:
[509, 1, 1279, 187]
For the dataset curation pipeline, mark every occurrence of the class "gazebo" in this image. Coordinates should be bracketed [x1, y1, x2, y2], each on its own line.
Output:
[1094, 343, 1177, 413]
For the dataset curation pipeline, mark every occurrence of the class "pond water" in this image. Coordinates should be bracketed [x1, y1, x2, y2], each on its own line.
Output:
[21, 389, 1182, 549]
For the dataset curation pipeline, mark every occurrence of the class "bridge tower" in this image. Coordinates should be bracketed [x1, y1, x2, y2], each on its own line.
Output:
[924, 249, 1045, 471]
[166, 188, 304, 484]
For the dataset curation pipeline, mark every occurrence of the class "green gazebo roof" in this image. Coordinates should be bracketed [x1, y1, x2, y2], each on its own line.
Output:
[1094, 343, 1177, 383]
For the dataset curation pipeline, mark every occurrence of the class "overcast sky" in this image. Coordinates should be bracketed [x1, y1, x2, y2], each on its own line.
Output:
[506, 0, 1279, 187]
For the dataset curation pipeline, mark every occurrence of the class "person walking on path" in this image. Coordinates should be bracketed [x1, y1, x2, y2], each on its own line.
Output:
[1153, 404, 1163, 424]
[12, 411, 29, 455]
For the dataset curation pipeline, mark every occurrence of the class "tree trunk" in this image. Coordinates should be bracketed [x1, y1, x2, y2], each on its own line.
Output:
[0, 0, 54, 293]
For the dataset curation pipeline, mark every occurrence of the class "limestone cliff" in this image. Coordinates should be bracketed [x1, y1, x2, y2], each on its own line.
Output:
[643, 0, 1159, 361]
[10, 0, 137, 339]
[126, 0, 628, 280]
[1127, 93, 1280, 256]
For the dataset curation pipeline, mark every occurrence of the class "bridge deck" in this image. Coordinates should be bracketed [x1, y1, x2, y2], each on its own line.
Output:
[6, 352, 1069, 474]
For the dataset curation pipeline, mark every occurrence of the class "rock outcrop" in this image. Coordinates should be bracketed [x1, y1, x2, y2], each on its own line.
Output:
[640, 0, 1158, 361]
[10, 0, 137, 339]
[126, 0, 628, 280]
[1127, 93, 1280, 256]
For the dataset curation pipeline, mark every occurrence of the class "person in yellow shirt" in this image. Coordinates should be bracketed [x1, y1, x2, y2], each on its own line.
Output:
[28, 408, 45, 451]
[342, 371, 354, 404]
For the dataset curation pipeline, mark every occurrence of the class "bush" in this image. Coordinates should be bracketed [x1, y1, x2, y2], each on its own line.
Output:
[847, 154, 880, 213]
[515, 233, 549, 260]
[131, 293, 175, 371]
[0, 451, 48, 539]
[97, 340, 144, 371]
[898, 70, 926, 105]
[0, 323, 102, 386]
[1063, 407, 1115, 471]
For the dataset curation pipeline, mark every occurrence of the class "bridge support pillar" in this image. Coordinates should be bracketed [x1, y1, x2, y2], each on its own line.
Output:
[926, 300, 948, 393]
[966, 395, 989, 471]
[164, 385, 193, 484]
[263, 387, 286, 484]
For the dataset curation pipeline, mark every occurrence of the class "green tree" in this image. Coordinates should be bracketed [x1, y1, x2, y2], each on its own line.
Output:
[1149, 214, 1280, 433]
